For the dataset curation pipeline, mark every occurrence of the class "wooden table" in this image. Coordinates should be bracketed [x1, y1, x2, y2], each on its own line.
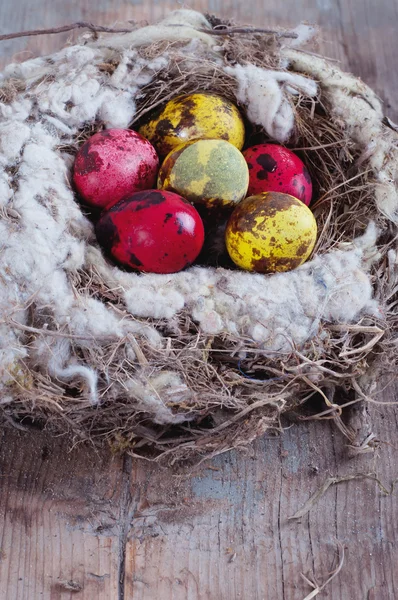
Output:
[1, 2, 398, 599]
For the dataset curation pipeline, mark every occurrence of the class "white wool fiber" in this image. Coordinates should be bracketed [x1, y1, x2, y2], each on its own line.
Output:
[225, 64, 317, 142]
[288, 23, 317, 48]
[87, 224, 380, 353]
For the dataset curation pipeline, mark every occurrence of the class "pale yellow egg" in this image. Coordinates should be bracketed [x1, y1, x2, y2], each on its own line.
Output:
[158, 139, 249, 211]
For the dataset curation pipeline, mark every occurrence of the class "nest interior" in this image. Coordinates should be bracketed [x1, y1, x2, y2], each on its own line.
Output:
[1, 10, 397, 462]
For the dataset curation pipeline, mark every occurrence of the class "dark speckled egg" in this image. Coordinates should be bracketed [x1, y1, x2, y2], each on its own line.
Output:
[139, 93, 245, 158]
[73, 129, 159, 210]
[225, 192, 317, 273]
[243, 144, 312, 206]
[95, 189, 205, 274]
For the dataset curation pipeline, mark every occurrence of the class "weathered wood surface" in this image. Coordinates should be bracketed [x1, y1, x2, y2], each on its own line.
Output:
[0, 1, 398, 599]
[1, 401, 398, 600]
[124, 401, 398, 600]
[0, 429, 125, 599]
[1, 0, 397, 120]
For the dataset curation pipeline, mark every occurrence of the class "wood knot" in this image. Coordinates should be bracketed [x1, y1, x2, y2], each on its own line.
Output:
[56, 579, 83, 593]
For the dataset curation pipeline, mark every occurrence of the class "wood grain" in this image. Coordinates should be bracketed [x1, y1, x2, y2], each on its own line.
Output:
[0, 429, 125, 600]
[0, 1, 398, 599]
[1, 405, 398, 599]
[0, 0, 397, 119]
[123, 399, 398, 600]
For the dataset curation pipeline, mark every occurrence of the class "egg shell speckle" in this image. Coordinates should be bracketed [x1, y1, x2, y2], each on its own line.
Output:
[73, 129, 159, 209]
[158, 139, 249, 212]
[225, 192, 317, 273]
[139, 92, 245, 158]
[243, 143, 312, 206]
[95, 189, 204, 274]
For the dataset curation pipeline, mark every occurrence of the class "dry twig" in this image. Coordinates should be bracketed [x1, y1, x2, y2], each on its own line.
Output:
[0, 22, 135, 42]
[0, 22, 298, 44]
[301, 542, 345, 600]
[290, 473, 398, 520]
[199, 26, 298, 39]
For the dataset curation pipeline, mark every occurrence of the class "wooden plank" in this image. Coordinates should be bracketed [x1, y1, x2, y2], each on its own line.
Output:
[0, 428, 125, 600]
[124, 399, 398, 600]
[124, 436, 286, 599]
[2, 406, 397, 600]
[0, 1, 398, 599]
[0, 0, 397, 119]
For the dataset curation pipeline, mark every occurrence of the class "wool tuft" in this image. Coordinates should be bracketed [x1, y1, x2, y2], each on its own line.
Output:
[225, 63, 318, 142]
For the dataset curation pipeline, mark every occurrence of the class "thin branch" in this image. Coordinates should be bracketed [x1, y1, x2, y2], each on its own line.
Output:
[311, 169, 372, 209]
[289, 473, 398, 520]
[200, 26, 298, 39]
[207, 396, 284, 434]
[339, 329, 384, 357]
[0, 22, 299, 44]
[299, 397, 363, 421]
[301, 542, 345, 600]
[131, 81, 190, 124]
[6, 318, 116, 341]
[382, 116, 398, 133]
[291, 140, 349, 152]
[0, 22, 134, 43]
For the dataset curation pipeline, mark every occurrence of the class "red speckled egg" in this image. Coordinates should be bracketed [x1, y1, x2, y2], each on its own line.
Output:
[243, 144, 312, 206]
[95, 190, 205, 274]
[73, 129, 159, 209]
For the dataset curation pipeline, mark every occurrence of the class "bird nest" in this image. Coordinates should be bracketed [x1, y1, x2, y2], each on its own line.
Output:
[1, 10, 397, 462]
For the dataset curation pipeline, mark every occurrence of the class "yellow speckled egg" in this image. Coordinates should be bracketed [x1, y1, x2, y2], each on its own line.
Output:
[158, 139, 249, 211]
[225, 192, 317, 273]
[139, 92, 245, 158]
